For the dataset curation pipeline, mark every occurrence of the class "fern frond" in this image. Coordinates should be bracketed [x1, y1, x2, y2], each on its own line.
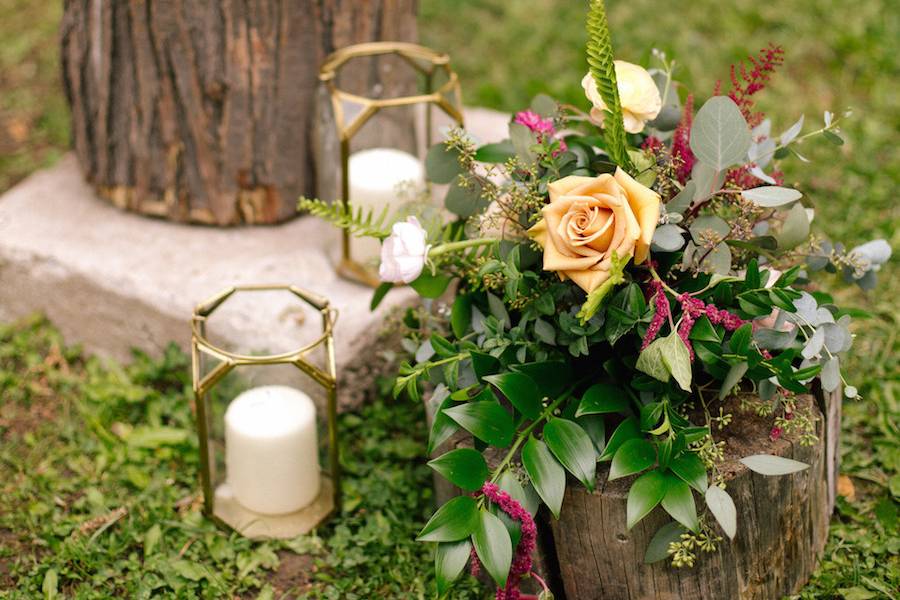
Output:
[586, 0, 634, 173]
[298, 197, 392, 240]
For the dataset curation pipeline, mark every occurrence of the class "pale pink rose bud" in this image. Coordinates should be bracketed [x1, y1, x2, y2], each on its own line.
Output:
[378, 216, 430, 284]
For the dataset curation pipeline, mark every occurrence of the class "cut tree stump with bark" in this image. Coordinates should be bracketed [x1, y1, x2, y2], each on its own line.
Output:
[60, 0, 417, 225]
[551, 389, 840, 600]
[427, 388, 841, 600]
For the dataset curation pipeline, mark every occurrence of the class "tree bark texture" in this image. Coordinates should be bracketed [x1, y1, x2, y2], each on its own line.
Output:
[551, 391, 839, 600]
[60, 0, 418, 225]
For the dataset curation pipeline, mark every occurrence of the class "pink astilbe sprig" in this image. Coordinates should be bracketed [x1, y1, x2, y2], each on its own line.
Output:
[641, 280, 671, 350]
[671, 94, 695, 184]
[715, 44, 785, 128]
[481, 481, 538, 600]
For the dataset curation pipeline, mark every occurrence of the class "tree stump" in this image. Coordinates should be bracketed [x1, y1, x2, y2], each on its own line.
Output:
[550, 390, 840, 600]
[60, 0, 417, 225]
[427, 389, 840, 599]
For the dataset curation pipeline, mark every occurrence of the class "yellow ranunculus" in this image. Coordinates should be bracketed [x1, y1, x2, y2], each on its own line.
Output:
[528, 169, 660, 293]
[582, 61, 662, 134]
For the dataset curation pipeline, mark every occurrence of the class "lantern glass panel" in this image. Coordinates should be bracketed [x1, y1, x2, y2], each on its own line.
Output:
[313, 43, 464, 286]
[191, 286, 338, 540]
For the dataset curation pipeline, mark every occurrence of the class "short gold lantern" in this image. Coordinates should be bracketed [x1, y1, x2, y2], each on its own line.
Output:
[316, 42, 464, 286]
[190, 284, 339, 539]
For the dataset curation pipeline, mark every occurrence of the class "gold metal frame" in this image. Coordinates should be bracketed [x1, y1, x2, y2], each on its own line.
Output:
[191, 284, 339, 539]
[319, 41, 464, 286]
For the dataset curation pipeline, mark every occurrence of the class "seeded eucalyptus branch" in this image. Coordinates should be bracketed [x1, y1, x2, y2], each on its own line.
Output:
[586, 0, 634, 173]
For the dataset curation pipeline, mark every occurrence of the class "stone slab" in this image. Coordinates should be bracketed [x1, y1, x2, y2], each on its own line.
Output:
[0, 107, 509, 405]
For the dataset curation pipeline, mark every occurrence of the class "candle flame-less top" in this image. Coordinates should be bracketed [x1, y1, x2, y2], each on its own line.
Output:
[224, 385, 316, 438]
[349, 149, 425, 195]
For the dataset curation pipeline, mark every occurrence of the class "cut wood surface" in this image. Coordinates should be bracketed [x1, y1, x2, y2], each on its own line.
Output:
[60, 0, 417, 225]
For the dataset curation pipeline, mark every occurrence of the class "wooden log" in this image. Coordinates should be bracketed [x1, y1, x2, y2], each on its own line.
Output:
[549, 392, 838, 600]
[426, 390, 840, 599]
[59, 0, 418, 225]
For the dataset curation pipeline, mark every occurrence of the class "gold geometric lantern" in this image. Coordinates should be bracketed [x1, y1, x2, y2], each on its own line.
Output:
[190, 284, 339, 539]
[318, 42, 464, 286]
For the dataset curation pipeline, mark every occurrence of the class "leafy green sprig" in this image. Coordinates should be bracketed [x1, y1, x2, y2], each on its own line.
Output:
[585, 0, 634, 172]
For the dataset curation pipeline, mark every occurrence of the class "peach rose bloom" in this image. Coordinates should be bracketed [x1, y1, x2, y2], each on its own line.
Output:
[528, 169, 660, 293]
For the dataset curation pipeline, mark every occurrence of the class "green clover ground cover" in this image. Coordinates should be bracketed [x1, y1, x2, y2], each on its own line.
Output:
[0, 316, 485, 599]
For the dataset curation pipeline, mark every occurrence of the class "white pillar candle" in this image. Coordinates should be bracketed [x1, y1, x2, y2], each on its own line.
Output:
[348, 148, 425, 263]
[224, 385, 319, 515]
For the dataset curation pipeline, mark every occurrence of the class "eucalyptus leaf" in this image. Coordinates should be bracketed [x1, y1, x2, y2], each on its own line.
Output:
[689, 215, 730, 242]
[651, 224, 686, 252]
[740, 454, 810, 475]
[753, 327, 798, 350]
[749, 165, 776, 185]
[780, 114, 804, 145]
[801, 327, 825, 359]
[741, 186, 803, 208]
[821, 356, 841, 392]
[445, 178, 488, 218]
[776, 203, 810, 250]
[510, 122, 537, 164]
[530, 93, 558, 117]
[475, 141, 516, 163]
[691, 162, 726, 201]
[822, 322, 852, 353]
[487, 293, 510, 328]
[425, 143, 462, 184]
[690, 96, 752, 170]
[705, 486, 737, 539]
[667, 182, 696, 214]
[699, 243, 732, 275]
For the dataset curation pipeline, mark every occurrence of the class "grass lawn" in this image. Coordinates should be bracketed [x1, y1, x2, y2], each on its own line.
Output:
[0, 0, 897, 598]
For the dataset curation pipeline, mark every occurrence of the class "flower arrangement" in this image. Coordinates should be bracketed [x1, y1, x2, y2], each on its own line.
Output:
[301, 1, 890, 597]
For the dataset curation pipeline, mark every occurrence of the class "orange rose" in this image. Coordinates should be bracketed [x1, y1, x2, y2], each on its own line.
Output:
[528, 169, 660, 293]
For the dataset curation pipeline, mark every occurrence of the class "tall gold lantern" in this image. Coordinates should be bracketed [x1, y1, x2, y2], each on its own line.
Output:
[190, 285, 339, 539]
[317, 42, 464, 286]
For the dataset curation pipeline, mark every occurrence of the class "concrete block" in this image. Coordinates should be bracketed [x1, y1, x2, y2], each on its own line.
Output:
[0, 108, 510, 406]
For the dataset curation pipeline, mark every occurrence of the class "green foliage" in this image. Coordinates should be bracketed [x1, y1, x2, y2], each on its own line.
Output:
[689, 96, 752, 171]
[0, 317, 486, 599]
[584, 0, 634, 172]
[297, 196, 392, 240]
